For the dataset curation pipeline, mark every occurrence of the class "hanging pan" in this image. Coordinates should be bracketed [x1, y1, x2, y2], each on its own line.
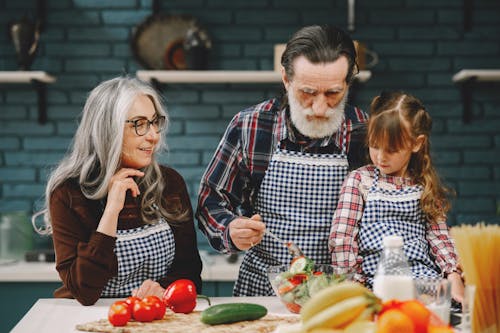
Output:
[131, 13, 210, 70]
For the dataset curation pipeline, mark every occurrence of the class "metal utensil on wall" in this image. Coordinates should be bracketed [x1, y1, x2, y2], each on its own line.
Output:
[8, 16, 40, 70]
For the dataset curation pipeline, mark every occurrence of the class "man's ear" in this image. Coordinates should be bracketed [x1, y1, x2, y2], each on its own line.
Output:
[281, 66, 290, 91]
[412, 134, 426, 152]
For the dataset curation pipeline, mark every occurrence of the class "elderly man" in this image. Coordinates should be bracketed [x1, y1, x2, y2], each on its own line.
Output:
[197, 25, 368, 296]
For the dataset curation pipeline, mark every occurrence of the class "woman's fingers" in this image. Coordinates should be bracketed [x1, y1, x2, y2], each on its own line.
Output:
[133, 279, 164, 299]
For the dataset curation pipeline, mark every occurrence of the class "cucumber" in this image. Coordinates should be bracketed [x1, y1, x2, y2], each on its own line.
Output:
[289, 256, 314, 274]
[200, 303, 268, 325]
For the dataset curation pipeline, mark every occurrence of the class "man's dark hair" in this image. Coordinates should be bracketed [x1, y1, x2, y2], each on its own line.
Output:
[281, 25, 358, 83]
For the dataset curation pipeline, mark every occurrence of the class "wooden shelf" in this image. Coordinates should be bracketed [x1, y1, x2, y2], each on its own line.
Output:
[452, 69, 500, 123]
[0, 71, 56, 84]
[452, 69, 500, 83]
[0, 71, 56, 124]
[136, 70, 371, 84]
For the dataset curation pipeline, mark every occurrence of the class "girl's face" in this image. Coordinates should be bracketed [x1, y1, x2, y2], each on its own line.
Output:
[121, 94, 160, 169]
[369, 134, 425, 177]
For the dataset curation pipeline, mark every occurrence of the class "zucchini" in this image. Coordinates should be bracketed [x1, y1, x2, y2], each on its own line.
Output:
[200, 303, 268, 325]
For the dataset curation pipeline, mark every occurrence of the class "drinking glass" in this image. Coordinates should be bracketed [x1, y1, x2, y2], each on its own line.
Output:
[460, 284, 476, 332]
[414, 277, 452, 325]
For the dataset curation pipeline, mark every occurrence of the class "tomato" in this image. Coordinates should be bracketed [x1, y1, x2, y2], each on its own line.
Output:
[288, 273, 308, 285]
[143, 295, 167, 320]
[108, 300, 131, 327]
[124, 296, 141, 314]
[133, 300, 156, 322]
[284, 302, 301, 314]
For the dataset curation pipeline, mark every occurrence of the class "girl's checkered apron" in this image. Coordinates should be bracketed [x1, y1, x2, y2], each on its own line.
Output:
[233, 125, 349, 296]
[101, 218, 175, 297]
[359, 167, 440, 288]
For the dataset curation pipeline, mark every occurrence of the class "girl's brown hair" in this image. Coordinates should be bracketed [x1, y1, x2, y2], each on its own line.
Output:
[368, 91, 452, 223]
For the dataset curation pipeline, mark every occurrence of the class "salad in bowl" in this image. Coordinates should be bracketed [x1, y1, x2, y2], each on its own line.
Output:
[267, 256, 353, 313]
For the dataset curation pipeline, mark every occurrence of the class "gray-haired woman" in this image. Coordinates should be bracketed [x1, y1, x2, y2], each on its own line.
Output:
[33, 76, 202, 305]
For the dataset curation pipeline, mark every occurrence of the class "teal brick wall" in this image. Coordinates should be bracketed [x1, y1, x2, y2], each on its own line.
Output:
[1, 0, 499, 252]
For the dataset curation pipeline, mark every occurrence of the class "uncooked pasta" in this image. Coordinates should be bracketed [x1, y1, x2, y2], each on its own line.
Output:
[451, 223, 500, 333]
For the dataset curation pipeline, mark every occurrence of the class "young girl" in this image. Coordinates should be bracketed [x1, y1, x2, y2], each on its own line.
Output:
[329, 91, 464, 302]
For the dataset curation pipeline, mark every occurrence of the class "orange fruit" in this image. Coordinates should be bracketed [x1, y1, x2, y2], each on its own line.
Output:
[377, 308, 415, 333]
[379, 299, 403, 316]
[399, 300, 431, 333]
[428, 324, 454, 333]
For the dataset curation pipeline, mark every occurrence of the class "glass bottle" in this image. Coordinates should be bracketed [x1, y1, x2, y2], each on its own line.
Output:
[373, 235, 414, 301]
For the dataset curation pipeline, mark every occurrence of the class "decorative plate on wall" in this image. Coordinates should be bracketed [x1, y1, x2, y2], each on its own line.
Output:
[131, 14, 209, 70]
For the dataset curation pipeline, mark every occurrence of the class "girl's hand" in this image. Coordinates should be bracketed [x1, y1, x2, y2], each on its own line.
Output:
[448, 272, 465, 303]
[106, 168, 145, 213]
[132, 279, 165, 299]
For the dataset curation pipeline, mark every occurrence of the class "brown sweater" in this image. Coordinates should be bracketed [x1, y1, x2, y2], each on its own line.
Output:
[50, 165, 202, 305]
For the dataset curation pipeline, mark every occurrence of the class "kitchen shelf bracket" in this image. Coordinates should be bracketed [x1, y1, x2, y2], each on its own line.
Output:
[32, 79, 48, 124]
[452, 69, 500, 123]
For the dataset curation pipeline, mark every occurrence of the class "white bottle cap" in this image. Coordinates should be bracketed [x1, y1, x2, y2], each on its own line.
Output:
[383, 235, 404, 247]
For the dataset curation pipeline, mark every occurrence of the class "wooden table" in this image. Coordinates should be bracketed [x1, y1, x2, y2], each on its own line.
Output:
[10, 297, 290, 333]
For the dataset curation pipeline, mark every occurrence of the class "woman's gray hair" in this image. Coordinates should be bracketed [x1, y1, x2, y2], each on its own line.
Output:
[34, 76, 184, 234]
[281, 25, 358, 83]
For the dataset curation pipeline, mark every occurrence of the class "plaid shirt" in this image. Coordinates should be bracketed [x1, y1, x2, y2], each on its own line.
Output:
[196, 97, 368, 253]
[329, 165, 461, 282]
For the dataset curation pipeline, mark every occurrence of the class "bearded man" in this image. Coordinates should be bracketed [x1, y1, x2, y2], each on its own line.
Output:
[196, 25, 368, 296]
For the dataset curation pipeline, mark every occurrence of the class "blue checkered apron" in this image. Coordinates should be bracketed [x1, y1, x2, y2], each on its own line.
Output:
[101, 218, 175, 297]
[233, 126, 349, 296]
[359, 168, 440, 288]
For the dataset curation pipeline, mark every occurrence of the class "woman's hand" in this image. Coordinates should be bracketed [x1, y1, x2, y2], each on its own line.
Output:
[106, 168, 145, 212]
[229, 214, 265, 251]
[132, 279, 165, 299]
[97, 168, 144, 237]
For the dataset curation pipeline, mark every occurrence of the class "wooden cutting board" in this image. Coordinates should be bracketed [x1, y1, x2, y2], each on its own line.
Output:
[76, 310, 300, 333]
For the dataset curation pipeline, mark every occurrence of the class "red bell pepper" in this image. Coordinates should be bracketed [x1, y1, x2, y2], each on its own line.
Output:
[162, 279, 210, 314]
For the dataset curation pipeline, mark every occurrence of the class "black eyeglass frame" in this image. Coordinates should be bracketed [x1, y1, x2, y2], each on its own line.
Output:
[125, 115, 166, 136]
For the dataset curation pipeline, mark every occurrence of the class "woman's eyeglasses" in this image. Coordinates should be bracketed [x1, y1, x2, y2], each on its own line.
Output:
[125, 116, 166, 136]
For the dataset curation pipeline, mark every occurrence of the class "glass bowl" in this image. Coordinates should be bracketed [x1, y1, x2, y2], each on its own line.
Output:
[267, 264, 354, 314]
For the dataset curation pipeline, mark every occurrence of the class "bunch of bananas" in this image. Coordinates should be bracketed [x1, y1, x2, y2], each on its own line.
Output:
[277, 281, 381, 333]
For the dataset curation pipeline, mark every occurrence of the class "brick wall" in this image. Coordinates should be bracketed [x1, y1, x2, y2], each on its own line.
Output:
[1, 0, 499, 251]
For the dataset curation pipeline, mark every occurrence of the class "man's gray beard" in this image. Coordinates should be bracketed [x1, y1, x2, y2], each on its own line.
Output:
[288, 88, 348, 139]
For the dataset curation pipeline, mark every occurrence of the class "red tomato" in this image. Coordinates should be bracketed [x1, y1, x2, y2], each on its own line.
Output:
[133, 300, 156, 322]
[108, 300, 131, 327]
[124, 296, 141, 315]
[143, 295, 167, 320]
[288, 273, 308, 285]
[284, 302, 301, 314]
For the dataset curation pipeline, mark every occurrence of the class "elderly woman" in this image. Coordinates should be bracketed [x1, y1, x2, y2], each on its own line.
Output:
[33, 76, 202, 305]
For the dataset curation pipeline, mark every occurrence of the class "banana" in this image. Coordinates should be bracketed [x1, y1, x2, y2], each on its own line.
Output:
[303, 295, 370, 330]
[300, 281, 367, 322]
[350, 306, 376, 323]
[344, 320, 377, 333]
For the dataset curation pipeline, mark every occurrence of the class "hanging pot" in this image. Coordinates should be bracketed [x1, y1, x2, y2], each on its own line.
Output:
[8, 16, 40, 70]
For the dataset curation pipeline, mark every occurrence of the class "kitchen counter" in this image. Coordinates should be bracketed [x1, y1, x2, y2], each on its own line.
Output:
[10, 297, 291, 333]
[0, 252, 244, 332]
[0, 251, 242, 282]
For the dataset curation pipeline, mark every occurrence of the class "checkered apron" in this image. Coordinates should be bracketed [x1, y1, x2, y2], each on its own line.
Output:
[233, 126, 349, 296]
[100, 218, 175, 297]
[359, 168, 440, 288]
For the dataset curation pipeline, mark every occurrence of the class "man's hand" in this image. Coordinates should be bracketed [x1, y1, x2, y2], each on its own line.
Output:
[229, 214, 265, 251]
